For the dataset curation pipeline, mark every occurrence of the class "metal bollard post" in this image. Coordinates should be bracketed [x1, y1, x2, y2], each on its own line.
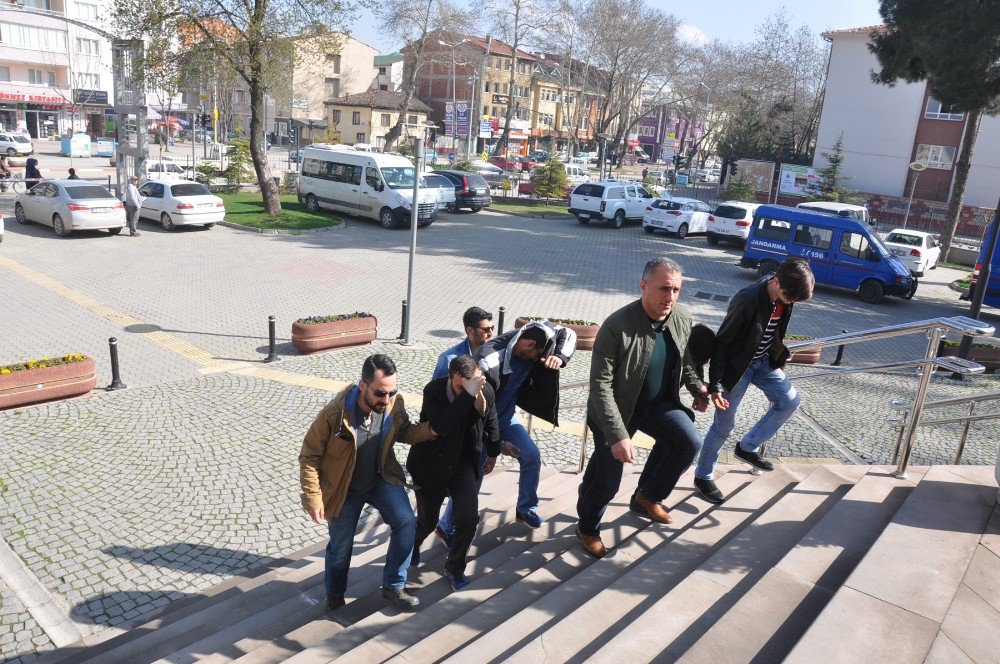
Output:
[106, 337, 127, 391]
[832, 329, 848, 366]
[263, 315, 279, 362]
[398, 299, 408, 340]
[498, 306, 506, 334]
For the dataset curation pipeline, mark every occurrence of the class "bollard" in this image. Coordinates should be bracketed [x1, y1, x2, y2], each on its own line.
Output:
[498, 306, 506, 334]
[832, 329, 848, 366]
[398, 299, 408, 340]
[264, 315, 279, 362]
[106, 337, 127, 391]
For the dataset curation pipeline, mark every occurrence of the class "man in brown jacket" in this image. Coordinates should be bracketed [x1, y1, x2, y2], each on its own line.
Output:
[299, 354, 444, 612]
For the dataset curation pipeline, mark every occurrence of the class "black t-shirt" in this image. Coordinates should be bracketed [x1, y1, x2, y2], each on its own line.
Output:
[348, 405, 384, 498]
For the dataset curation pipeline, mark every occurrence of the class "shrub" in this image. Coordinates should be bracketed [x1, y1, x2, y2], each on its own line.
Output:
[296, 312, 373, 325]
[451, 158, 477, 173]
[520, 316, 598, 326]
[224, 140, 253, 186]
[718, 174, 757, 202]
[0, 354, 89, 375]
[531, 159, 570, 200]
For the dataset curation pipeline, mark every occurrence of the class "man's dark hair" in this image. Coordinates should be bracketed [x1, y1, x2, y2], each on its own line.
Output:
[463, 306, 492, 330]
[775, 258, 815, 302]
[361, 353, 396, 383]
[518, 326, 548, 350]
[448, 354, 479, 379]
[643, 257, 682, 280]
[688, 324, 716, 368]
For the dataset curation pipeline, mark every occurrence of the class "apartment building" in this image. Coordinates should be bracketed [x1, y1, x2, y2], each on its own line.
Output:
[373, 52, 403, 92]
[324, 90, 429, 148]
[0, 0, 114, 137]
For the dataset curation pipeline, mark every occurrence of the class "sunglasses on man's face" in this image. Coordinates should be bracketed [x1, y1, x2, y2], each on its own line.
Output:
[477, 325, 495, 333]
[369, 387, 398, 399]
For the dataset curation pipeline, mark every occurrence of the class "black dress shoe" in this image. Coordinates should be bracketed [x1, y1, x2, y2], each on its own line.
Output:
[734, 445, 774, 471]
[381, 585, 419, 611]
[326, 594, 345, 610]
[694, 477, 725, 504]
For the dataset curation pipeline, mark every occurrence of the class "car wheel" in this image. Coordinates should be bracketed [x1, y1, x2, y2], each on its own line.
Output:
[305, 193, 319, 213]
[859, 279, 886, 304]
[470, 205, 484, 213]
[108, 227, 123, 235]
[643, 225, 655, 234]
[14, 203, 29, 225]
[203, 223, 215, 229]
[706, 233, 719, 245]
[676, 223, 689, 239]
[757, 260, 779, 278]
[612, 210, 625, 229]
[379, 207, 398, 229]
[53, 214, 70, 237]
[160, 213, 175, 231]
[6, 148, 15, 156]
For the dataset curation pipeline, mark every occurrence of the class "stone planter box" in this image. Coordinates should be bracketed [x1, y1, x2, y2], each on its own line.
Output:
[292, 316, 377, 353]
[515, 317, 600, 351]
[786, 337, 821, 364]
[938, 342, 1000, 373]
[0, 357, 96, 410]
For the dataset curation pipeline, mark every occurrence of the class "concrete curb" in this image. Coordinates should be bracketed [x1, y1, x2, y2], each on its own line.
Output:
[217, 221, 345, 235]
[0, 538, 82, 647]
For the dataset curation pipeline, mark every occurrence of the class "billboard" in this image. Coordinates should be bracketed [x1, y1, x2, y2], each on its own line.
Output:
[445, 102, 470, 136]
[779, 165, 822, 197]
[736, 160, 776, 194]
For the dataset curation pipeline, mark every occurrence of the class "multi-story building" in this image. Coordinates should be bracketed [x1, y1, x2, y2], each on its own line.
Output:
[0, 0, 114, 137]
[324, 90, 429, 148]
[528, 63, 586, 155]
[815, 26, 1000, 209]
[373, 52, 403, 92]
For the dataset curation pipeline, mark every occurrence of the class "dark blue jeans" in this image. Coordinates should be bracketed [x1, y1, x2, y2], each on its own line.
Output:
[324, 479, 415, 597]
[577, 406, 703, 536]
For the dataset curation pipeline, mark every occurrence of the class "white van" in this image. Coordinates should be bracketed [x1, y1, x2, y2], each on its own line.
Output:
[796, 201, 874, 227]
[297, 146, 438, 229]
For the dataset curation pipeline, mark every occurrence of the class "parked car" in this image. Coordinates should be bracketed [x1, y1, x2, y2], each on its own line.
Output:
[568, 180, 655, 229]
[145, 160, 193, 182]
[137, 181, 225, 230]
[648, 170, 668, 186]
[421, 173, 457, 210]
[963, 222, 999, 309]
[706, 200, 761, 246]
[642, 197, 713, 238]
[432, 169, 492, 212]
[0, 133, 33, 156]
[796, 201, 875, 228]
[289, 149, 304, 164]
[14, 181, 125, 237]
[882, 228, 941, 277]
[469, 161, 508, 188]
[488, 155, 519, 172]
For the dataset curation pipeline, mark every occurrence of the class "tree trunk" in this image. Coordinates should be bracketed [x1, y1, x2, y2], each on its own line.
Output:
[940, 108, 982, 262]
[248, 34, 280, 215]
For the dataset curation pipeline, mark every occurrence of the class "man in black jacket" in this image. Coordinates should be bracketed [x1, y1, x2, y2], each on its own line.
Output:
[409, 355, 501, 590]
[694, 258, 814, 503]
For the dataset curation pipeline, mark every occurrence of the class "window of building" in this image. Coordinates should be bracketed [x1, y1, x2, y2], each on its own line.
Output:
[22, 0, 50, 9]
[74, 1, 98, 19]
[352, 111, 361, 125]
[493, 82, 499, 93]
[76, 72, 99, 88]
[494, 57, 501, 69]
[28, 69, 43, 84]
[482, 105, 488, 115]
[1, 23, 67, 52]
[357, 132, 365, 142]
[407, 114, 417, 124]
[381, 113, 391, 127]
[76, 37, 99, 55]
[925, 98, 963, 121]
[47, 71, 55, 86]
[484, 82, 490, 92]
[502, 82, 508, 94]
[331, 110, 341, 123]
[793, 223, 834, 250]
[0, 66, 8, 82]
[326, 77, 340, 99]
[379, 84, 388, 90]
[327, 54, 341, 73]
[378, 66, 387, 75]
[915, 144, 957, 169]
[234, 90, 245, 104]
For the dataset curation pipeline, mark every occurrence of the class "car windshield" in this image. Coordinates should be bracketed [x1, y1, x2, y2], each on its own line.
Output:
[382, 166, 416, 189]
[171, 183, 212, 196]
[885, 232, 921, 246]
[422, 175, 449, 188]
[713, 205, 749, 219]
[65, 185, 116, 200]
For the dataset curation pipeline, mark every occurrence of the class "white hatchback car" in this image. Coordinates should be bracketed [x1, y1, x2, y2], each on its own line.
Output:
[642, 196, 713, 238]
[707, 200, 761, 247]
[137, 181, 225, 230]
[882, 228, 941, 277]
[0, 133, 33, 156]
[14, 181, 125, 236]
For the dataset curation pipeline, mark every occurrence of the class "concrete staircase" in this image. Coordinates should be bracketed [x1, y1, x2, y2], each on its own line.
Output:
[36, 464, 1000, 664]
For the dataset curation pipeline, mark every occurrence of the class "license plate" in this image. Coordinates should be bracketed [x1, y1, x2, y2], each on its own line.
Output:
[198, 203, 213, 208]
[476, 189, 487, 195]
[892, 249, 906, 256]
[91, 207, 110, 213]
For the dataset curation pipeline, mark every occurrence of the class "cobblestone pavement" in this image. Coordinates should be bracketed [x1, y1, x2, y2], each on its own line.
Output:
[2, 194, 999, 662]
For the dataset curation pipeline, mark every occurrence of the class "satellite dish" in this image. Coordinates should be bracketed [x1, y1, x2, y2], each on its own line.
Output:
[909, 161, 927, 171]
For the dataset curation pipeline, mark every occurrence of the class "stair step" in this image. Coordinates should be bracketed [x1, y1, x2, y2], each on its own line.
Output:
[679, 465, 923, 664]
[218, 469, 581, 664]
[499, 465, 806, 663]
[786, 466, 999, 663]
[278, 469, 587, 663]
[337, 468, 653, 663]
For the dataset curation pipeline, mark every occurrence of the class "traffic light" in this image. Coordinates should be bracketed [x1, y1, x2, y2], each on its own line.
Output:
[428, 126, 437, 143]
[729, 160, 738, 176]
[201, 113, 209, 126]
[673, 154, 681, 168]
[288, 126, 298, 145]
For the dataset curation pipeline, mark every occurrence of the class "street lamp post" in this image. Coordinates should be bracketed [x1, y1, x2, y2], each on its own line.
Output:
[403, 131, 423, 346]
[697, 82, 712, 170]
[902, 161, 927, 229]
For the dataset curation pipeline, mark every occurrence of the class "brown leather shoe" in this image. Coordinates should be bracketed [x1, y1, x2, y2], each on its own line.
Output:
[576, 525, 607, 558]
[631, 490, 673, 524]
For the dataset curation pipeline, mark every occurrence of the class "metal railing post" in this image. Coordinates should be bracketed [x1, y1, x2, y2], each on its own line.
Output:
[894, 327, 944, 478]
[263, 315, 279, 362]
[106, 337, 127, 391]
[497, 306, 506, 334]
[954, 400, 977, 464]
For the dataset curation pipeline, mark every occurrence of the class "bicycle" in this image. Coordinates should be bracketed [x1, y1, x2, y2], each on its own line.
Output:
[1, 175, 29, 194]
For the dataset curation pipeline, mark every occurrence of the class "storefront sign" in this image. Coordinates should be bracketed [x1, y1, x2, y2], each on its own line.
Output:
[74, 89, 109, 105]
[778, 164, 821, 197]
[479, 120, 492, 138]
[492, 94, 509, 105]
[0, 92, 65, 104]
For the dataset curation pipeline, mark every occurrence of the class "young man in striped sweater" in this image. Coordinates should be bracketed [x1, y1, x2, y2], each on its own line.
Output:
[694, 258, 815, 503]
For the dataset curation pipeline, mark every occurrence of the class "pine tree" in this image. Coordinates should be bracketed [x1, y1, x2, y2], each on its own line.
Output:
[531, 159, 570, 200]
[811, 134, 858, 203]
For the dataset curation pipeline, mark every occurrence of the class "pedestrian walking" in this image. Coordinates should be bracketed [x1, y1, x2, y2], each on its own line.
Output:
[67, 168, 80, 180]
[24, 157, 41, 189]
[299, 354, 450, 612]
[473, 319, 577, 529]
[642, 167, 649, 180]
[693, 257, 815, 504]
[576, 257, 712, 558]
[409, 355, 501, 591]
[124, 176, 143, 236]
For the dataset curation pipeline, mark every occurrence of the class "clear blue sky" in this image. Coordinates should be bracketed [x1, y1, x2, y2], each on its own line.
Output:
[349, 1, 884, 53]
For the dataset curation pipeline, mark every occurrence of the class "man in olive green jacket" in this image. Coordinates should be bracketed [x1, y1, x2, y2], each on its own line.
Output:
[576, 257, 710, 558]
[300, 354, 443, 612]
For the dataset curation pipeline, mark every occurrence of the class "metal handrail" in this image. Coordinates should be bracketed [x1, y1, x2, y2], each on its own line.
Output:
[890, 389, 1000, 411]
[887, 389, 1000, 465]
[785, 316, 994, 352]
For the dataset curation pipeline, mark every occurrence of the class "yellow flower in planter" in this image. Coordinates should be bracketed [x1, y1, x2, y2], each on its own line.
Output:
[0, 369, 9, 375]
